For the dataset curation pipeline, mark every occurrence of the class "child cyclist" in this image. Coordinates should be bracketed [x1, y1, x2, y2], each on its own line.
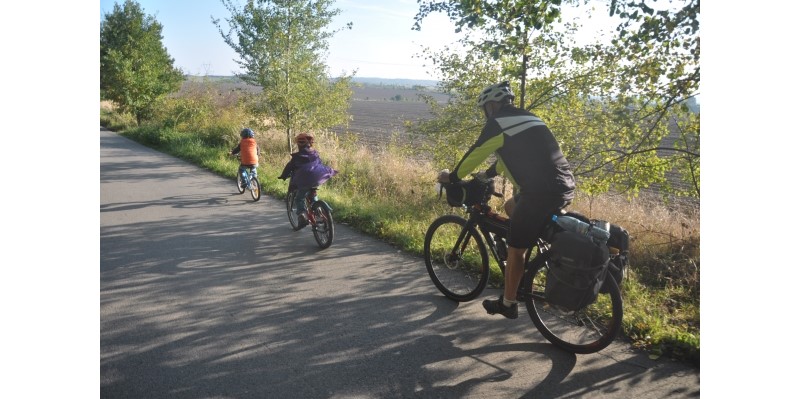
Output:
[278, 132, 337, 228]
[229, 128, 260, 190]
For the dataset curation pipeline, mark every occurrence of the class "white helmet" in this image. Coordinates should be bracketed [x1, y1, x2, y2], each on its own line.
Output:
[477, 81, 514, 107]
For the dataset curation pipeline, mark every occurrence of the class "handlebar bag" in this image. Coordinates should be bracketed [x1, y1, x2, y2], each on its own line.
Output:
[444, 179, 490, 207]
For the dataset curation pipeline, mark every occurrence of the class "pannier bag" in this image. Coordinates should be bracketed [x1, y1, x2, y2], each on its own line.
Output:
[545, 229, 610, 311]
[563, 210, 628, 293]
[443, 179, 491, 207]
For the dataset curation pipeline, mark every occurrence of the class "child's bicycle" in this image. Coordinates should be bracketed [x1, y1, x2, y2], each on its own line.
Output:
[424, 176, 623, 354]
[233, 155, 261, 202]
[286, 186, 335, 249]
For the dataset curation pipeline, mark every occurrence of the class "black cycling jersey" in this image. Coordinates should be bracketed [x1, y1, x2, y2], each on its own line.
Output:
[449, 104, 575, 199]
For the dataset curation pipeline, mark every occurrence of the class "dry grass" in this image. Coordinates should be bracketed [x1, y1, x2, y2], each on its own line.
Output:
[301, 131, 437, 206]
[100, 100, 116, 111]
[569, 192, 700, 292]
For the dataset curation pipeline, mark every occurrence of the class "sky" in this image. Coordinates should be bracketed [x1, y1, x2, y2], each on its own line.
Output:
[98, 0, 465, 80]
[97, 0, 627, 80]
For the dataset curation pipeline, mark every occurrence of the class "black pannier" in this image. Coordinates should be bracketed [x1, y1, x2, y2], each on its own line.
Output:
[563, 210, 628, 293]
[545, 229, 610, 311]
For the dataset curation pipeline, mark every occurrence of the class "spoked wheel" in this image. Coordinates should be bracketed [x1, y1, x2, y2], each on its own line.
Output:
[522, 260, 623, 354]
[236, 172, 246, 194]
[423, 215, 489, 302]
[249, 177, 261, 201]
[286, 190, 301, 230]
[311, 203, 334, 249]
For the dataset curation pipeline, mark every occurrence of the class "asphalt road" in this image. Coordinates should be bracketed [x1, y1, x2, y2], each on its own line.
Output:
[100, 128, 700, 398]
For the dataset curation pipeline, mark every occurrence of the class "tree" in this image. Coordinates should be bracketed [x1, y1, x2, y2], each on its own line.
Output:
[412, 0, 700, 201]
[100, 0, 184, 126]
[414, 0, 568, 109]
[214, 0, 354, 152]
[608, 0, 699, 104]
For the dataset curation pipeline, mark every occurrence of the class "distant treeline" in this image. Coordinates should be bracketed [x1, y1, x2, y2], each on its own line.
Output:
[183, 74, 439, 89]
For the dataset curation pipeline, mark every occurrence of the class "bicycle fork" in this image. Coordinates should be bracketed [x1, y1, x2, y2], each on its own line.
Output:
[446, 222, 475, 263]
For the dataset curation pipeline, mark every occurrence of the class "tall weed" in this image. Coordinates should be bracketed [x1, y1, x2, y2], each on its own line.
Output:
[100, 101, 136, 131]
[154, 80, 257, 148]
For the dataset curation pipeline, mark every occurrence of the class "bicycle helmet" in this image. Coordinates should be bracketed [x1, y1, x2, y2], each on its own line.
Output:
[240, 128, 255, 138]
[477, 81, 515, 107]
[295, 132, 314, 147]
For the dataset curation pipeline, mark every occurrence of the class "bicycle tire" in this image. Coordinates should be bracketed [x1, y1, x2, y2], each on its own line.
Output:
[522, 259, 623, 354]
[286, 190, 300, 230]
[250, 177, 261, 201]
[311, 202, 334, 249]
[236, 171, 246, 194]
[423, 214, 489, 302]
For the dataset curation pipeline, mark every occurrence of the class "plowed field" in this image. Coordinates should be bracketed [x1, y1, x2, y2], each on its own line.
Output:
[329, 85, 448, 149]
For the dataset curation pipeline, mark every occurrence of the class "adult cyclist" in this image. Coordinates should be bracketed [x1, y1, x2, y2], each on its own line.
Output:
[438, 81, 576, 319]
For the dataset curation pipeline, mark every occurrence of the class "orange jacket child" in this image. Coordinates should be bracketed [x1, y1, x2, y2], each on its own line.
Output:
[230, 128, 260, 189]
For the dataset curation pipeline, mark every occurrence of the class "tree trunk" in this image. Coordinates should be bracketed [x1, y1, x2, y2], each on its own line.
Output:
[520, 52, 528, 109]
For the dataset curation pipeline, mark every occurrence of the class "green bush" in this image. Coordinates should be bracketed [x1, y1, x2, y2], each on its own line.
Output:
[100, 103, 136, 131]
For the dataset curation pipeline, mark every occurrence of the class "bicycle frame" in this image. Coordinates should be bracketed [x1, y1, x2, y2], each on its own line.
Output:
[302, 188, 333, 223]
[450, 203, 554, 299]
[458, 207, 507, 270]
[286, 185, 336, 248]
[241, 167, 256, 187]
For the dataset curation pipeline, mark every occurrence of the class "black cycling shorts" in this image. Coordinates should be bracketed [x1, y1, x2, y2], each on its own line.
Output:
[507, 193, 571, 249]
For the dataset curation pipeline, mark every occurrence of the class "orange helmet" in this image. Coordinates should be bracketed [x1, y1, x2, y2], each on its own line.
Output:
[295, 132, 314, 147]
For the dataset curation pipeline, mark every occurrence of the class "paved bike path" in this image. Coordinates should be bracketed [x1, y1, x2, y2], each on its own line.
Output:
[100, 128, 699, 398]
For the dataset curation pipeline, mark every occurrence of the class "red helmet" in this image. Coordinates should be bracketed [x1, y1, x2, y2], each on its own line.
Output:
[295, 132, 314, 147]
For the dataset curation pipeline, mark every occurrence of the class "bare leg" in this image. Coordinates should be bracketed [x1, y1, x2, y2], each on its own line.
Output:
[503, 246, 525, 302]
[503, 195, 522, 301]
[504, 196, 516, 217]
[482, 196, 524, 319]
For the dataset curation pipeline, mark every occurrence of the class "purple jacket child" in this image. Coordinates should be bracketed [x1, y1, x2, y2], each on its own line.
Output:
[278, 146, 337, 189]
[278, 133, 337, 227]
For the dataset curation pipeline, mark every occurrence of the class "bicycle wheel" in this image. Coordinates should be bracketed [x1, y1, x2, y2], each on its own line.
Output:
[286, 190, 300, 230]
[249, 177, 261, 201]
[522, 260, 623, 354]
[311, 202, 334, 249]
[236, 171, 245, 194]
[423, 215, 489, 302]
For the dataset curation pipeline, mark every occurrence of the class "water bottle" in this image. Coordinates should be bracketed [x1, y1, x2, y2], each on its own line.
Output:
[552, 215, 610, 245]
[589, 220, 611, 245]
[552, 215, 590, 235]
